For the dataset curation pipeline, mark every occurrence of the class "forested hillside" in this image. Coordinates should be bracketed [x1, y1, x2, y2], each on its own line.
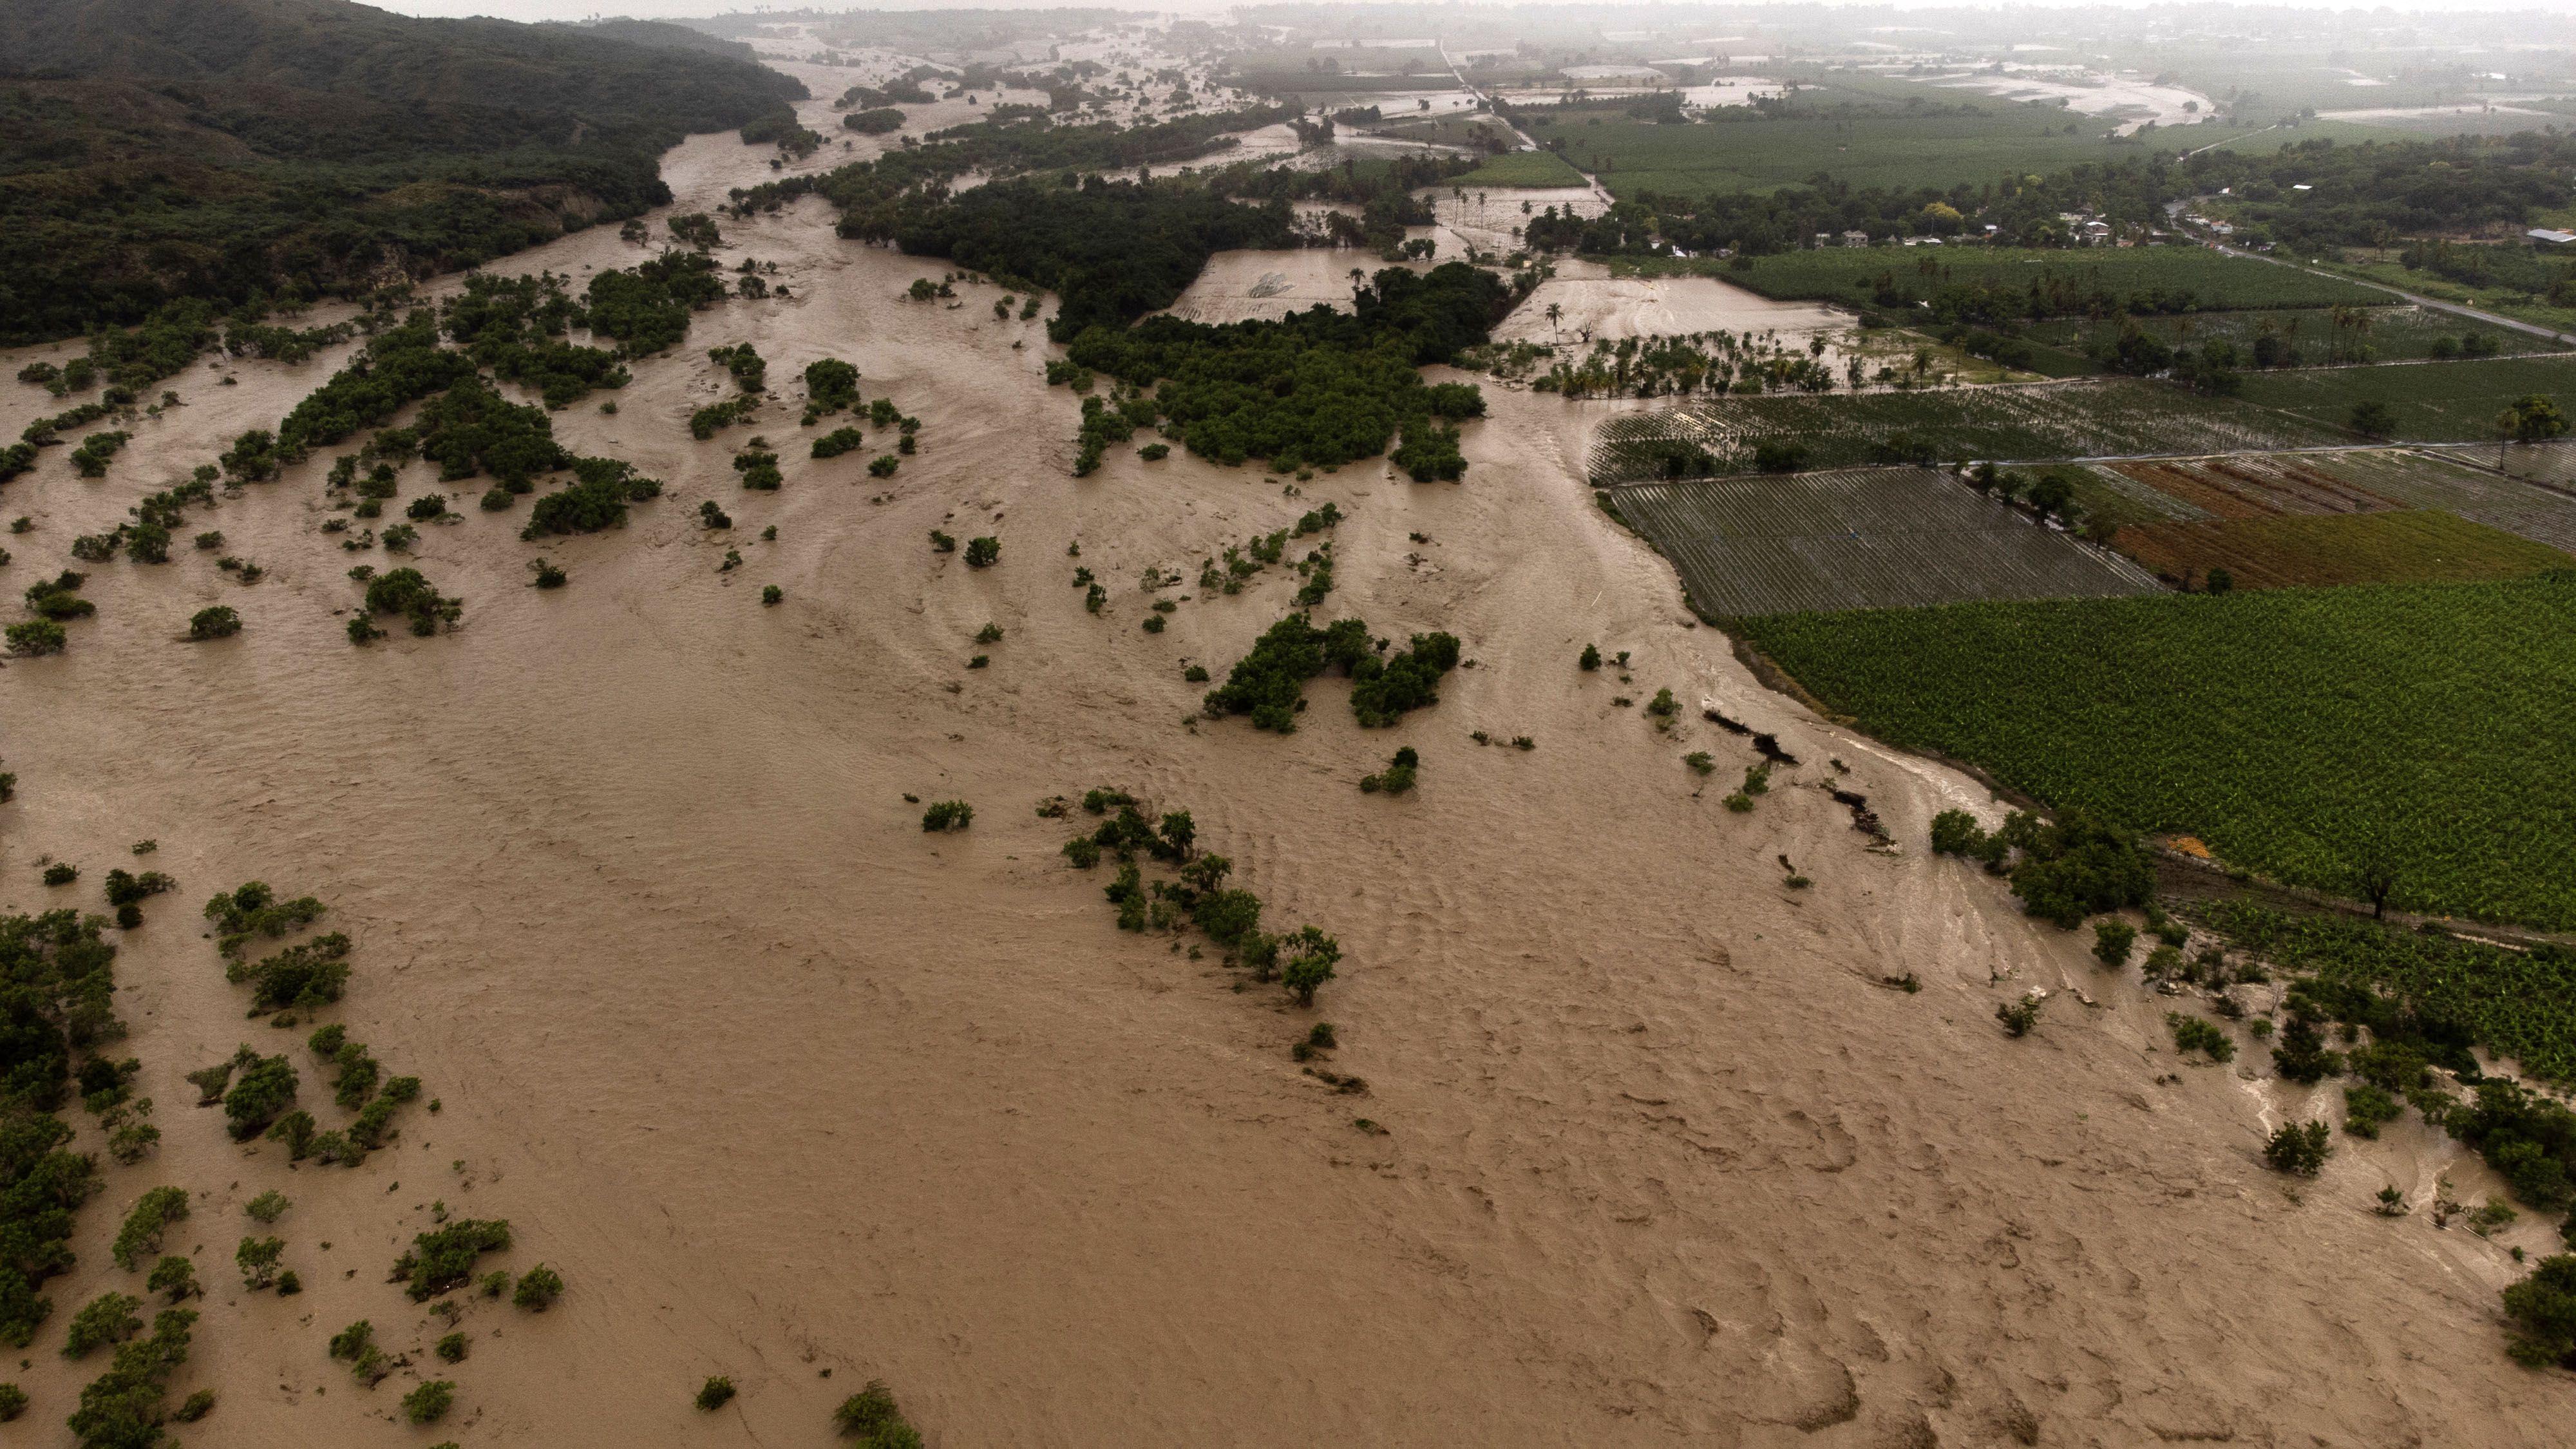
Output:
[0, 0, 805, 343]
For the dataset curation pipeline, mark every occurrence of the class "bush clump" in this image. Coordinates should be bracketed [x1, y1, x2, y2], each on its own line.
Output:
[62, 1292, 142, 1358]
[2092, 919, 2136, 967]
[360, 567, 462, 637]
[146, 1256, 197, 1303]
[2264, 1119, 2334, 1175]
[186, 605, 240, 641]
[202, 881, 323, 958]
[1359, 747, 1418, 795]
[2504, 1255, 2576, 1368]
[233, 1236, 284, 1289]
[921, 801, 972, 832]
[696, 1375, 738, 1410]
[102, 870, 173, 913]
[221, 1056, 298, 1139]
[227, 933, 352, 1015]
[522, 457, 663, 540]
[1927, 809, 2151, 928]
[110, 1186, 190, 1269]
[402, 1379, 457, 1424]
[512, 1264, 564, 1311]
[65, 1305, 194, 1444]
[804, 358, 860, 417]
[1202, 612, 1372, 732]
[2343, 1082, 2404, 1139]
[1995, 994, 2043, 1037]
[394, 1219, 513, 1300]
[1350, 632, 1459, 728]
[2166, 1013, 2235, 1063]
[6, 619, 68, 656]
[833, 1379, 923, 1448]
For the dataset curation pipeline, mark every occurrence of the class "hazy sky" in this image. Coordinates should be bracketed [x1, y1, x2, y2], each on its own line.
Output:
[377, 0, 2576, 20]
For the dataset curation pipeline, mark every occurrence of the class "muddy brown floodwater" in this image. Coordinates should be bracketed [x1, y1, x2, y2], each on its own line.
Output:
[0, 87, 2566, 1449]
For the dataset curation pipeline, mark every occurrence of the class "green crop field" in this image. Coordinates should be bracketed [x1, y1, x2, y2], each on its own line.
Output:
[1613, 467, 2160, 616]
[1450, 149, 1588, 189]
[2112, 509, 2573, 589]
[1589, 378, 2341, 483]
[2237, 356, 2576, 440]
[2192, 118, 2420, 153]
[2023, 305, 2564, 366]
[1737, 573, 2576, 929]
[1716, 247, 2384, 312]
[1523, 111, 2154, 198]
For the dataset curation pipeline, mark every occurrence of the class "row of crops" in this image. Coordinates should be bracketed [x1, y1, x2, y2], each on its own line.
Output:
[1588, 378, 2342, 484]
[1616, 468, 2159, 616]
[2096, 453, 2398, 520]
[2257, 449, 2576, 553]
[2237, 355, 2576, 440]
[2068, 450, 2576, 583]
[1736, 573, 2576, 931]
[2113, 509, 2573, 591]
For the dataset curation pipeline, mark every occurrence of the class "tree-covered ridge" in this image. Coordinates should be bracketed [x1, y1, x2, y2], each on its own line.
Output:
[0, 0, 804, 343]
[902, 179, 1297, 337]
[726, 103, 1292, 237]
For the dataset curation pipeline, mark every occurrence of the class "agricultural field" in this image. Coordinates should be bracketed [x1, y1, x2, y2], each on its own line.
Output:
[1524, 109, 2153, 199]
[2312, 254, 2576, 337]
[1718, 247, 2385, 312]
[2240, 448, 2576, 551]
[2023, 305, 2564, 367]
[1736, 573, 2576, 929]
[2050, 446, 2576, 558]
[2092, 453, 2409, 520]
[1448, 148, 1589, 189]
[1589, 378, 2341, 484]
[1613, 467, 2161, 616]
[1369, 113, 1517, 149]
[2112, 509, 2572, 590]
[2237, 355, 2576, 441]
[2471, 438, 2576, 493]
[2061, 463, 2217, 534]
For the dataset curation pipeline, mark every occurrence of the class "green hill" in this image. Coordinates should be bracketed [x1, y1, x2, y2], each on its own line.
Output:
[0, 0, 804, 343]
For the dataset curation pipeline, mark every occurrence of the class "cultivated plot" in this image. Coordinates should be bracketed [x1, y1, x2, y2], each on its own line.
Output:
[2024, 305, 2565, 366]
[1616, 466, 2162, 616]
[1590, 379, 2340, 483]
[2114, 509, 2573, 590]
[2091, 448, 2576, 554]
[2311, 449, 2576, 553]
[1737, 573, 2576, 929]
[2237, 355, 2576, 441]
